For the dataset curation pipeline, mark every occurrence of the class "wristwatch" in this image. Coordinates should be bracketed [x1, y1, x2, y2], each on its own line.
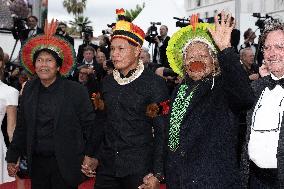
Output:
[154, 173, 165, 183]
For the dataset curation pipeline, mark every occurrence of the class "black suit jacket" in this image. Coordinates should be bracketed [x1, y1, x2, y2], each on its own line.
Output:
[6, 77, 97, 187]
[20, 27, 44, 43]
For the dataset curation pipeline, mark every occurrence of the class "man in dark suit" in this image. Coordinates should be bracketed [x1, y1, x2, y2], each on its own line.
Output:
[20, 16, 43, 44]
[77, 33, 98, 64]
[6, 21, 98, 189]
[145, 25, 170, 68]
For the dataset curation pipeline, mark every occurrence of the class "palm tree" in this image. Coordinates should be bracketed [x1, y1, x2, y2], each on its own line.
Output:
[69, 16, 92, 37]
[63, 0, 87, 18]
[125, 3, 145, 22]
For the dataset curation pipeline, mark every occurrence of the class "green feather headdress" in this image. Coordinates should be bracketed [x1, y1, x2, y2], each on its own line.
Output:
[166, 18, 218, 77]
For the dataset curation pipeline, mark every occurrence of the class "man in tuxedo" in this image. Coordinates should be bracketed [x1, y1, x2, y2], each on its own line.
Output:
[242, 19, 284, 188]
[6, 21, 98, 189]
[20, 16, 43, 43]
[145, 25, 170, 68]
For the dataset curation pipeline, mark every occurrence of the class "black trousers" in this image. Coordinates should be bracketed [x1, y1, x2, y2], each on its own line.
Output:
[31, 155, 77, 189]
[249, 161, 278, 189]
[94, 173, 145, 189]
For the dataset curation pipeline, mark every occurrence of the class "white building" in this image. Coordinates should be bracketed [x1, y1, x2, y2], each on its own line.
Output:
[184, 0, 284, 25]
[185, 0, 235, 20]
[184, 0, 284, 44]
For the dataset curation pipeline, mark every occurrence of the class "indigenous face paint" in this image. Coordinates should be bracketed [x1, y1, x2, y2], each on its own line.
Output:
[184, 42, 214, 81]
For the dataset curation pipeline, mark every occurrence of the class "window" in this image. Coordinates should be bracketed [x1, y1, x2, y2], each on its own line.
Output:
[205, 12, 209, 18]
[196, 0, 201, 6]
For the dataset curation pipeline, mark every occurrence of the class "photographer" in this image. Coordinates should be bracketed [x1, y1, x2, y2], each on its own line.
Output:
[56, 22, 74, 46]
[240, 28, 258, 54]
[77, 30, 98, 64]
[20, 16, 43, 43]
[145, 25, 170, 68]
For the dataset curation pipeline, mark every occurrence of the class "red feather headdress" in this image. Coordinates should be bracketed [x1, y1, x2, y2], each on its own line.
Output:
[20, 19, 76, 77]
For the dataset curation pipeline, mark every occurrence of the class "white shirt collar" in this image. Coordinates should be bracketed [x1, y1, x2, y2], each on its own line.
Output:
[271, 73, 284, 80]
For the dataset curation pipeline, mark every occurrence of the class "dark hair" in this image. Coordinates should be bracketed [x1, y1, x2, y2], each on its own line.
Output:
[27, 16, 38, 22]
[58, 22, 67, 27]
[33, 48, 63, 67]
[260, 19, 284, 44]
[83, 46, 95, 53]
[160, 25, 168, 31]
[243, 28, 253, 39]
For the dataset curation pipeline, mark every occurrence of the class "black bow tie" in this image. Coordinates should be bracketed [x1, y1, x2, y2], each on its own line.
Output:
[268, 76, 284, 90]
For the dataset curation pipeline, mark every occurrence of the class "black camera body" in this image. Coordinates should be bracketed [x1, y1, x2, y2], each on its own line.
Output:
[56, 27, 64, 35]
[163, 68, 178, 78]
[147, 22, 161, 43]
[79, 24, 93, 39]
[173, 17, 189, 28]
[252, 13, 273, 33]
[12, 17, 27, 40]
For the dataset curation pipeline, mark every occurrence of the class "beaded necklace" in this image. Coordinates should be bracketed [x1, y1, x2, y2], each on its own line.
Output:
[113, 60, 144, 85]
[168, 84, 197, 152]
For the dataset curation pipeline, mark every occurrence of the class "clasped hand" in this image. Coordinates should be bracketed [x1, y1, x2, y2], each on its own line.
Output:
[81, 155, 98, 177]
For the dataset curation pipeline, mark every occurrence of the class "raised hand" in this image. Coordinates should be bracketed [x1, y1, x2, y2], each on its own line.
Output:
[208, 11, 235, 51]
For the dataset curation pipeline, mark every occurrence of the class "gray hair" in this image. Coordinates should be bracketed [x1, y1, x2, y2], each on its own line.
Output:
[261, 19, 284, 44]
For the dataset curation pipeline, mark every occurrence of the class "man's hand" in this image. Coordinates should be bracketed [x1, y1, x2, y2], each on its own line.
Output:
[249, 73, 259, 81]
[259, 64, 270, 77]
[7, 162, 19, 177]
[138, 173, 160, 189]
[154, 36, 160, 44]
[81, 156, 98, 177]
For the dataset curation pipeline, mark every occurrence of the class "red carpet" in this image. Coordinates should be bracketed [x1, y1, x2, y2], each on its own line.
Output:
[0, 179, 166, 189]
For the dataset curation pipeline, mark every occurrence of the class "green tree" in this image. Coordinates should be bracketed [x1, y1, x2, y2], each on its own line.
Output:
[63, 0, 87, 18]
[124, 3, 145, 22]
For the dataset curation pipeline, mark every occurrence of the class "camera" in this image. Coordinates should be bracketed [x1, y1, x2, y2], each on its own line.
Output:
[163, 68, 178, 78]
[252, 13, 273, 33]
[11, 17, 27, 40]
[79, 24, 93, 40]
[147, 22, 161, 43]
[107, 23, 116, 28]
[173, 17, 190, 28]
[56, 27, 64, 35]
